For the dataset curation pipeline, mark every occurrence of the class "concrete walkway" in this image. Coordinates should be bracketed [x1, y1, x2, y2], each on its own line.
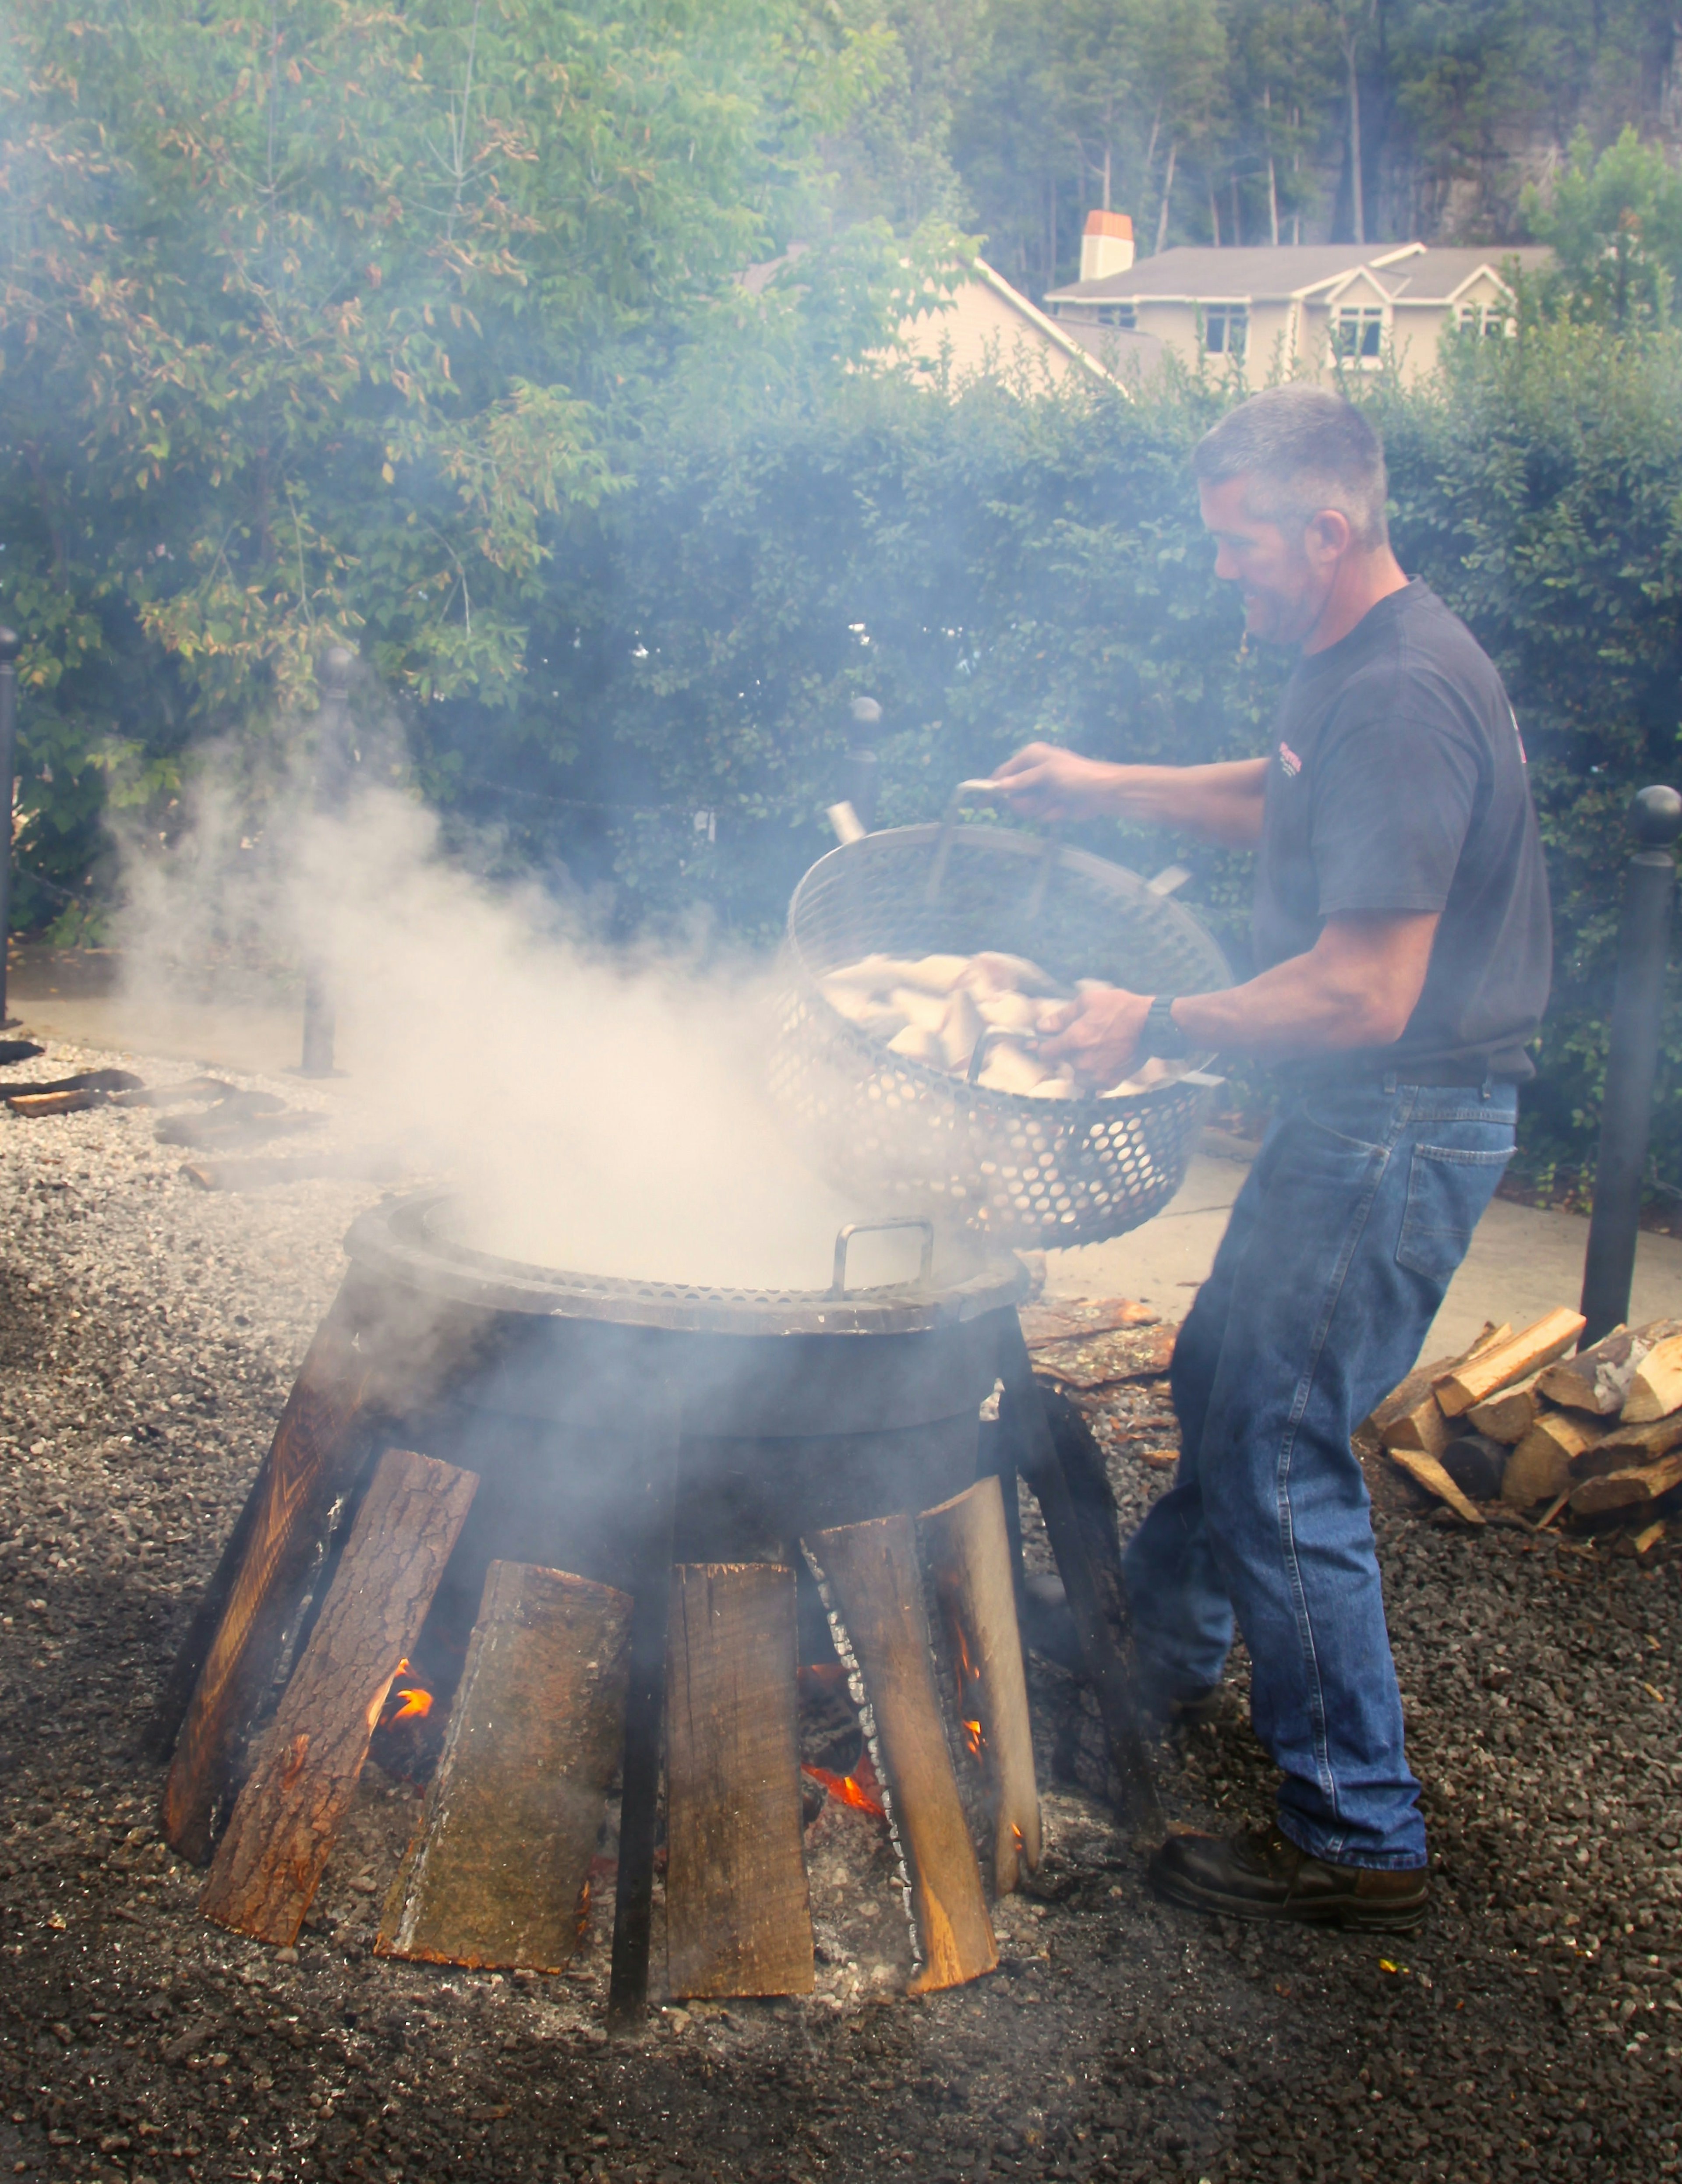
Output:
[1042, 1131, 1682, 1355]
[11, 950, 1681, 1347]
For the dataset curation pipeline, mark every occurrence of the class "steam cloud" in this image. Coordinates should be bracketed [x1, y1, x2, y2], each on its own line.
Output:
[118, 760, 884, 1293]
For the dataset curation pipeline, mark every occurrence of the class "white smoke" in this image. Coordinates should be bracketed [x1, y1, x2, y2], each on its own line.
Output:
[117, 759, 898, 1293]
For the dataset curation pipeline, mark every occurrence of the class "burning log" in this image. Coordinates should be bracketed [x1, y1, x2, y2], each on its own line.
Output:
[807, 1513, 998, 1993]
[200, 1448, 478, 1946]
[161, 1299, 376, 1862]
[664, 1563, 814, 1999]
[996, 1319, 1162, 1837]
[377, 1563, 631, 1973]
[917, 1477, 1041, 1896]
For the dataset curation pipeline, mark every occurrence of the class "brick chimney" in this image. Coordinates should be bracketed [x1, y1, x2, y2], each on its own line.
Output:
[1080, 210, 1135, 283]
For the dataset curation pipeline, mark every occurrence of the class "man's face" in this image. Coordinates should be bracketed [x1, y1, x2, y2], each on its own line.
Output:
[1198, 475, 1342, 647]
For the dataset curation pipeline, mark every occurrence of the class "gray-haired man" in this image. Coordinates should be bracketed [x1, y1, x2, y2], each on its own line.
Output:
[993, 385, 1551, 1928]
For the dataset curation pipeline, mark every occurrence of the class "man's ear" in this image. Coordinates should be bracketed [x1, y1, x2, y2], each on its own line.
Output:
[1304, 508, 1353, 566]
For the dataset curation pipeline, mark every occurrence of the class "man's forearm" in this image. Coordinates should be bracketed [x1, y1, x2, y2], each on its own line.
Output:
[1172, 914, 1439, 1057]
[1095, 759, 1269, 846]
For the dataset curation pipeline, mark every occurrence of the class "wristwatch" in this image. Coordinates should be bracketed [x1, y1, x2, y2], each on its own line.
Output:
[1137, 995, 1191, 1061]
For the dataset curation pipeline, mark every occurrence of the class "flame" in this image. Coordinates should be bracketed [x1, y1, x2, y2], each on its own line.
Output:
[954, 1625, 985, 1760]
[801, 1755, 887, 1821]
[380, 1658, 434, 1725]
[1012, 1823, 1026, 1853]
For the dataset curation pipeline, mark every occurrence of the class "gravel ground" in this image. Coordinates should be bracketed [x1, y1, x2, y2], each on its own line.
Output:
[2, 1037, 1680, 2184]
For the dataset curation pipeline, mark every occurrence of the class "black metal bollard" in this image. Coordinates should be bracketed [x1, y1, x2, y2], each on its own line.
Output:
[845, 695, 880, 834]
[297, 646, 355, 1078]
[1578, 784, 1682, 1348]
[0, 629, 17, 1027]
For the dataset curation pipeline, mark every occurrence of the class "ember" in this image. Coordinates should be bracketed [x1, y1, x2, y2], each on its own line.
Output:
[801, 1753, 887, 1821]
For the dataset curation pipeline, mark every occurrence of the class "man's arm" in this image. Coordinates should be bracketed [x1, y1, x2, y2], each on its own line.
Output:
[1040, 911, 1440, 1086]
[988, 741, 1269, 847]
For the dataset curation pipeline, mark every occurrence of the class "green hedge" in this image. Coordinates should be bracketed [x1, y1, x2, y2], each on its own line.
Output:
[15, 316, 1682, 1191]
[418, 328, 1682, 1189]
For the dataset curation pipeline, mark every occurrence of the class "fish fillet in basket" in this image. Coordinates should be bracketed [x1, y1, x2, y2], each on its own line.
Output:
[769, 816, 1234, 1249]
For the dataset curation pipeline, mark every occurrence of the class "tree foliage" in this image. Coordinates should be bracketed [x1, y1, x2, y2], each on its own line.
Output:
[0, 0, 902, 924]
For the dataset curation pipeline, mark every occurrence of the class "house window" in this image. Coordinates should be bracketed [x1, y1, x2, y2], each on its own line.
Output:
[1204, 307, 1247, 358]
[1335, 306, 1385, 362]
[1097, 304, 1137, 329]
[1459, 302, 1509, 338]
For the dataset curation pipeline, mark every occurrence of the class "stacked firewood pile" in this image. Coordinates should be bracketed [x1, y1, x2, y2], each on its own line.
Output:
[1360, 1308, 1682, 1543]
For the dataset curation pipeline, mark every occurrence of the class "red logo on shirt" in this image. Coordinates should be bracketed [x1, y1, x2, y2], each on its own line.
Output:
[1277, 741, 1303, 777]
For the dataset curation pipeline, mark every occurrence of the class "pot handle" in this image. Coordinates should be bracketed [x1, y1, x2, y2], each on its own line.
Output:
[925, 778, 1060, 914]
[830, 1217, 936, 1298]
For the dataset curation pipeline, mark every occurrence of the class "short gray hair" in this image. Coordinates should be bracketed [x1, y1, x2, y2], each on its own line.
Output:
[1192, 385, 1389, 549]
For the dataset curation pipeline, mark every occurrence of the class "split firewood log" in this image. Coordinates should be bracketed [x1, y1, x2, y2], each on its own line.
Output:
[1622, 1333, 1682, 1424]
[664, 1563, 813, 2000]
[1465, 1372, 1545, 1446]
[200, 1449, 478, 1946]
[1568, 1450, 1682, 1518]
[1371, 1325, 1509, 1463]
[1386, 1448, 1485, 1524]
[806, 1513, 997, 1993]
[1439, 1432, 1507, 1502]
[917, 1476, 1041, 1897]
[1502, 1411, 1611, 1509]
[377, 1563, 631, 1975]
[1433, 1309, 1586, 1417]
[1574, 1411, 1682, 1478]
[161, 1299, 378, 1863]
[1537, 1319, 1682, 1415]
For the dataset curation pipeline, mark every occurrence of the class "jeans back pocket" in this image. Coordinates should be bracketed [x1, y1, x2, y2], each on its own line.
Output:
[1396, 1140, 1514, 1285]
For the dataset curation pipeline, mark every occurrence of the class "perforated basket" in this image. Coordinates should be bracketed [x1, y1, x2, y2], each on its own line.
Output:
[768, 819, 1234, 1249]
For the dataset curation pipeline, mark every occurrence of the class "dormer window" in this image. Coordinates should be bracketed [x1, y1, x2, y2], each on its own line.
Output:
[1204, 307, 1247, 358]
[1335, 305, 1385, 362]
[1459, 301, 1509, 338]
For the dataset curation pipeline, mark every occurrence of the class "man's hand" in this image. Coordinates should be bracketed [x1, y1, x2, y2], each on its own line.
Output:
[1039, 985, 1152, 1087]
[988, 742, 1122, 821]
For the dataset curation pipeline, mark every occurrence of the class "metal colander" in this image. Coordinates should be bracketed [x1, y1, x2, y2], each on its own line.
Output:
[769, 811, 1234, 1249]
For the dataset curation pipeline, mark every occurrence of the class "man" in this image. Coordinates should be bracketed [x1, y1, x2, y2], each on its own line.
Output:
[990, 384, 1551, 1931]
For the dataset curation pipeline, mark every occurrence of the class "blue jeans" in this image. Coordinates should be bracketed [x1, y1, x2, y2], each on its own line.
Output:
[1123, 1081, 1517, 1868]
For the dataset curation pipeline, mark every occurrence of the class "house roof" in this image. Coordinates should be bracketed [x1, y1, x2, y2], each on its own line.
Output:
[1046, 240, 1555, 313]
[966, 258, 1120, 384]
[1371, 246, 1553, 302]
[1046, 243, 1423, 307]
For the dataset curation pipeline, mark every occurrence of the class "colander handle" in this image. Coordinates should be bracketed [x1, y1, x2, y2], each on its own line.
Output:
[967, 1023, 1038, 1086]
[830, 1218, 936, 1298]
[925, 779, 1060, 914]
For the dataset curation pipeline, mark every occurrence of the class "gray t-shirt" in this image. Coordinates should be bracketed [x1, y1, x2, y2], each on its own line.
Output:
[1251, 580, 1551, 1082]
